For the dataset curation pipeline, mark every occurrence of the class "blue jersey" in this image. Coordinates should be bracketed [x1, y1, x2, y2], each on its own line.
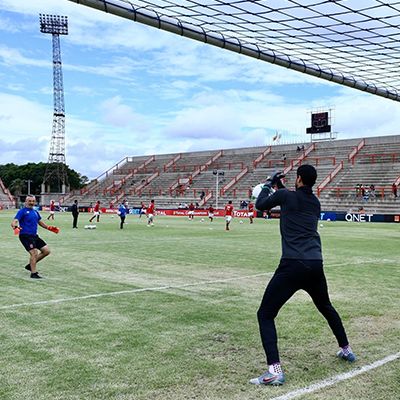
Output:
[118, 205, 126, 217]
[15, 207, 42, 235]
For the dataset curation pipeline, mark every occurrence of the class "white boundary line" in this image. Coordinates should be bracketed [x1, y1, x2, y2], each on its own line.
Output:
[1, 259, 392, 311]
[268, 351, 400, 400]
[0, 272, 274, 310]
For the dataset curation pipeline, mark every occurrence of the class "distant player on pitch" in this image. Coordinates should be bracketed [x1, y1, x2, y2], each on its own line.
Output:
[147, 199, 155, 227]
[248, 202, 254, 224]
[89, 201, 101, 223]
[224, 200, 234, 230]
[11, 195, 59, 279]
[188, 203, 195, 220]
[47, 200, 55, 220]
[250, 165, 355, 386]
[208, 205, 215, 222]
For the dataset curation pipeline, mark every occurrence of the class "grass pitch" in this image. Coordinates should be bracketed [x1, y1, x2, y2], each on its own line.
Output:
[0, 210, 399, 400]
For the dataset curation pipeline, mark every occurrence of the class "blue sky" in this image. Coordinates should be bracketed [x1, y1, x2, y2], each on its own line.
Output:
[1, 0, 399, 180]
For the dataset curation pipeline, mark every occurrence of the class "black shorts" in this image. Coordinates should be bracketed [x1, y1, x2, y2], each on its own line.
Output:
[19, 234, 47, 252]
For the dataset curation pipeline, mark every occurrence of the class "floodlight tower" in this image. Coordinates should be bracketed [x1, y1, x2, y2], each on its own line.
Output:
[40, 14, 69, 194]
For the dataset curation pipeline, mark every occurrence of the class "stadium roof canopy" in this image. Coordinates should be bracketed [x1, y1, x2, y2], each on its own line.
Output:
[68, 0, 400, 102]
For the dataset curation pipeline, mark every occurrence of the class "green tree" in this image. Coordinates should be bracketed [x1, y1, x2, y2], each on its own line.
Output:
[0, 163, 88, 194]
[8, 178, 26, 196]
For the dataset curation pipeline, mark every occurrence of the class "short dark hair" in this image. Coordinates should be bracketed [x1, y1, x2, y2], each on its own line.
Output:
[297, 164, 317, 187]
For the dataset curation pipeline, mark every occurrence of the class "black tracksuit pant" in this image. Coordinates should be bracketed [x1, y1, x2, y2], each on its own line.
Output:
[257, 259, 349, 365]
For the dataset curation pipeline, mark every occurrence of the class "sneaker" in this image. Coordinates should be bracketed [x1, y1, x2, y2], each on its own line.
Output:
[250, 371, 285, 386]
[25, 264, 31, 271]
[30, 272, 42, 279]
[337, 349, 356, 362]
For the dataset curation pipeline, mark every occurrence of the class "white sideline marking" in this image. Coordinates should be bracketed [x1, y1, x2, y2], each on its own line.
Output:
[268, 352, 400, 400]
[0, 259, 386, 310]
[0, 272, 274, 310]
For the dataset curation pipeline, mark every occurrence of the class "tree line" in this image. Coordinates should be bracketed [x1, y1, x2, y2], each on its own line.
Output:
[0, 162, 90, 196]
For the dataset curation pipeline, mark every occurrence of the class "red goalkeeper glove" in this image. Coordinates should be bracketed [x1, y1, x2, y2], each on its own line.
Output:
[14, 227, 21, 235]
[47, 226, 59, 234]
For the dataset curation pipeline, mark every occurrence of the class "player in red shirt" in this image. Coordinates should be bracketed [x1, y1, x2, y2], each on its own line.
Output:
[139, 203, 146, 218]
[89, 201, 101, 222]
[224, 200, 234, 230]
[208, 205, 215, 222]
[47, 201, 55, 220]
[248, 203, 255, 224]
[146, 200, 155, 227]
[188, 203, 195, 220]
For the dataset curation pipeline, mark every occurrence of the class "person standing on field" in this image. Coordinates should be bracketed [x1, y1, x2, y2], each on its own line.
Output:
[72, 199, 79, 229]
[224, 200, 234, 230]
[147, 199, 155, 227]
[250, 165, 355, 386]
[89, 201, 101, 222]
[11, 195, 59, 279]
[248, 202, 255, 224]
[118, 201, 126, 229]
[47, 200, 55, 220]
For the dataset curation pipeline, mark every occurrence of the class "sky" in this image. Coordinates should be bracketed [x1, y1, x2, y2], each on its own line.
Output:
[1, 0, 400, 180]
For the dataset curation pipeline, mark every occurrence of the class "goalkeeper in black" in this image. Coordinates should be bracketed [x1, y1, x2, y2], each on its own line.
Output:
[250, 165, 355, 386]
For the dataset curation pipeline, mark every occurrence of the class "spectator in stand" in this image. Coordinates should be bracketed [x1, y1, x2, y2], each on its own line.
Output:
[370, 184, 375, 198]
[355, 183, 360, 198]
[200, 191, 205, 200]
[362, 187, 369, 202]
[392, 183, 398, 198]
[282, 154, 287, 161]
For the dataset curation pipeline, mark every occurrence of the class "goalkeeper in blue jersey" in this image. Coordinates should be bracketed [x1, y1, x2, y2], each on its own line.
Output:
[11, 195, 59, 279]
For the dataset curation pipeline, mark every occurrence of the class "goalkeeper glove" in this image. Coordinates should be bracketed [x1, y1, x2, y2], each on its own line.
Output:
[263, 171, 286, 190]
[47, 226, 59, 234]
[14, 227, 21, 235]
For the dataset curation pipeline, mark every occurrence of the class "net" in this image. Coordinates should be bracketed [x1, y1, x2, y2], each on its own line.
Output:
[68, 0, 400, 101]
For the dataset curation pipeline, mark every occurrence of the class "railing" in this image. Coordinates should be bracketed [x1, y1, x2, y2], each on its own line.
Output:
[133, 171, 160, 193]
[218, 187, 252, 199]
[253, 146, 272, 168]
[110, 190, 126, 207]
[317, 161, 344, 196]
[351, 153, 400, 165]
[114, 167, 157, 175]
[165, 164, 205, 173]
[220, 166, 249, 195]
[348, 138, 365, 162]
[163, 153, 182, 172]
[198, 191, 213, 207]
[168, 150, 223, 194]
[394, 174, 400, 187]
[211, 161, 244, 170]
[320, 186, 394, 199]
[282, 142, 316, 175]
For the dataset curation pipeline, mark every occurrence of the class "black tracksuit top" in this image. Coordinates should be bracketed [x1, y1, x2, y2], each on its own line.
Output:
[255, 185, 322, 260]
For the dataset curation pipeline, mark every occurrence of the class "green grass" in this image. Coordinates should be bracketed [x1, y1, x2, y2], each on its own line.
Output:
[0, 210, 399, 400]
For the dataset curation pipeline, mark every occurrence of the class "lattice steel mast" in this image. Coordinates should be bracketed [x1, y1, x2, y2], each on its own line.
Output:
[40, 14, 69, 193]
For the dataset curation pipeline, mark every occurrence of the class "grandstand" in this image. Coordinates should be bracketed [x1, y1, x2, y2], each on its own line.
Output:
[58, 134, 400, 215]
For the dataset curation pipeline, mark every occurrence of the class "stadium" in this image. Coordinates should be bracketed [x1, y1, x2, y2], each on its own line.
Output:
[0, 1, 399, 399]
